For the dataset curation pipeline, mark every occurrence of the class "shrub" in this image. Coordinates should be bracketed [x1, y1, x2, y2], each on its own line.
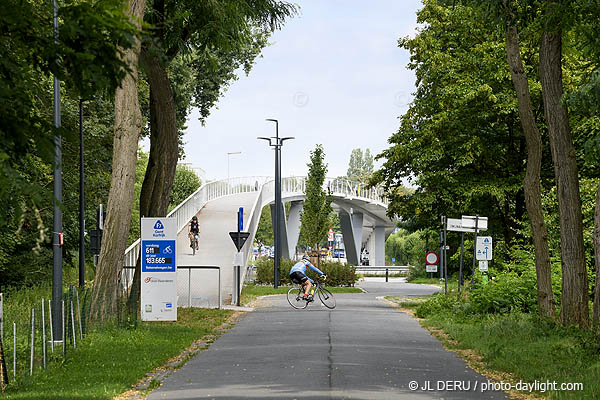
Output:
[416, 292, 471, 318]
[469, 270, 538, 314]
[254, 258, 357, 286]
[406, 264, 428, 282]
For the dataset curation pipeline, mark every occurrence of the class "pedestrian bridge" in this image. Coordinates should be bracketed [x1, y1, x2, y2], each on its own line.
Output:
[123, 176, 395, 306]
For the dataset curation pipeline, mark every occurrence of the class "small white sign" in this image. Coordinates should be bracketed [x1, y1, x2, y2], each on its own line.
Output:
[447, 217, 488, 233]
[426, 264, 438, 273]
[476, 236, 493, 260]
[328, 228, 334, 242]
[461, 216, 488, 231]
[479, 260, 488, 272]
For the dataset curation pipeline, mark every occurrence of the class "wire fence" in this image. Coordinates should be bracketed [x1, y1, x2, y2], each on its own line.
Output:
[0, 284, 96, 389]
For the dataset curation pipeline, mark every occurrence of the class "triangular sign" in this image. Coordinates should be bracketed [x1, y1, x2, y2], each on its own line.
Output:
[229, 232, 250, 251]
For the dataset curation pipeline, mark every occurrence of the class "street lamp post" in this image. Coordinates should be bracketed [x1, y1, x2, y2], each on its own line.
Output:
[258, 119, 294, 288]
[227, 151, 241, 182]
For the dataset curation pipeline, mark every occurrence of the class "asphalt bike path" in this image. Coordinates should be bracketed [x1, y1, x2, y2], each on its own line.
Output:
[147, 278, 508, 399]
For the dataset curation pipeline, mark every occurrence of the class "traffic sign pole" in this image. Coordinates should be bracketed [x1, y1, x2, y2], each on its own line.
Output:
[459, 232, 464, 292]
[471, 216, 479, 284]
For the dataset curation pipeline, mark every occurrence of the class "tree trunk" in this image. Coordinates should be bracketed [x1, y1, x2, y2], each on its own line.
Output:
[89, 0, 146, 324]
[505, 24, 555, 318]
[128, 47, 179, 311]
[593, 179, 600, 331]
[539, 4, 589, 328]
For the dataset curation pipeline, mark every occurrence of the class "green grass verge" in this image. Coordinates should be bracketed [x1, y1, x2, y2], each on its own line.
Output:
[410, 306, 599, 399]
[1, 307, 233, 399]
[241, 283, 362, 306]
[385, 295, 432, 310]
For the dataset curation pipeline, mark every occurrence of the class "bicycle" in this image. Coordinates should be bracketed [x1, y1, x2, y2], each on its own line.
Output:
[287, 278, 336, 309]
[190, 232, 199, 255]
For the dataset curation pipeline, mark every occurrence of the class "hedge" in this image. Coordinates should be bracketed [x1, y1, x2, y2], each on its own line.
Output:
[254, 258, 357, 287]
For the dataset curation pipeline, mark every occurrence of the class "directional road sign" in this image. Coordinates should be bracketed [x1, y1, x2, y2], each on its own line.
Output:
[476, 236, 493, 260]
[446, 217, 488, 233]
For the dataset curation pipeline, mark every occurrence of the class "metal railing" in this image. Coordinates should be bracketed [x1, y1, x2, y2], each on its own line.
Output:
[122, 265, 222, 309]
[123, 177, 272, 267]
[123, 176, 389, 278]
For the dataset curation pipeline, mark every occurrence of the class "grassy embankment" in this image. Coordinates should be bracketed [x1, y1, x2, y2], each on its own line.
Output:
[388, 293, 600, 399]
[1, 285, 234, 399]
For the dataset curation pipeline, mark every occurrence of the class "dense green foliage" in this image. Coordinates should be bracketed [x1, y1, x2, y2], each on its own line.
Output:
[346, 148, 374, 183]
[254, 258, 358, 287]
[372, 0, 599, 302]
[385, 228, 427, 266]
[169, 164, 202, 209]
[0, 0, 139, 289]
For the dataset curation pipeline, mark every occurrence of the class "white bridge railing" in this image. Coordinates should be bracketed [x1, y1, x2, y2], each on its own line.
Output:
[123, 176, 388, 268]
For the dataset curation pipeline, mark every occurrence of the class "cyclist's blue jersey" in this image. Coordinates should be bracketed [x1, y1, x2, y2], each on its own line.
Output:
[290, 260, 324, 283]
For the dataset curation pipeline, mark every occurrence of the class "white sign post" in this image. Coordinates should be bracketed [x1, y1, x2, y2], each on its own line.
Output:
[476, 236, 493, 260]
[141, 218, 177, 321]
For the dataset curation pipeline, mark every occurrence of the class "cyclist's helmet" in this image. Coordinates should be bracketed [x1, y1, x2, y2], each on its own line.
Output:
[301, 255, 311, 263]
[192, 216, 198, 221]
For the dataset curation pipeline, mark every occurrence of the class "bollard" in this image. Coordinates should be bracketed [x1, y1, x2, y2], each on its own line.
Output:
[76, 289, 82, 340]
[1, 293, 3, 344]
[13, 322, 17, 379]
[12, 323, 15, 380]
[61, 300, 65, 358]
[29, 309, 34, 376]
[385, 268, 389, 282]
[70, 300, 76, 348]
[41, 299, 46, 369]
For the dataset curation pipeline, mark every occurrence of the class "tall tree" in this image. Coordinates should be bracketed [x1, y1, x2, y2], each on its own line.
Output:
[127, 1, 297, 310]
[372, 1, 529, 245]
[139, 1, 296, 220]
[539, 0, 588, 328]
[300, 145, 333, 251]
[501, 0, 554, 317]
[347, 148, 364, 181]
[89, 0, 147, 323]
[347, 147, 374, 183]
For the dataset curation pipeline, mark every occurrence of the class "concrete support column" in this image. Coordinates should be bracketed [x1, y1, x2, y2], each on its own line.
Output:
[372, 226, 386, 266]
[286, 201, 303, 260]
[339, 210, 363, 265]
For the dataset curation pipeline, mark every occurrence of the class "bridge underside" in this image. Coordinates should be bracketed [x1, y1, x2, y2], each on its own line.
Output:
[271, 196, 394, 266]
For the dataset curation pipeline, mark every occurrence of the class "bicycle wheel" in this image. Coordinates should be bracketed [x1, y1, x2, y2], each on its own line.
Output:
[287, 287, 308, 309]
[318, 287, 336, 309]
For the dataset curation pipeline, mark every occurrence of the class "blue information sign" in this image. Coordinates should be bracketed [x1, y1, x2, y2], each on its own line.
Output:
[142, 240, 176, 272]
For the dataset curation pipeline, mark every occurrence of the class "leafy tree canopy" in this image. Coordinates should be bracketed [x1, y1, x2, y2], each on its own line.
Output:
[299, 145, 334, 248]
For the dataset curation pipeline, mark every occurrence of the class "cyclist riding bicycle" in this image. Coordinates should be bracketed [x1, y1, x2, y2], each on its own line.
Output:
[289, 255, 326, 302]
[189, 216, 199, 249]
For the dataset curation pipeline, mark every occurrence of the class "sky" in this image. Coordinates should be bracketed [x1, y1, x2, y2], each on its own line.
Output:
[171, 0, 423, 181]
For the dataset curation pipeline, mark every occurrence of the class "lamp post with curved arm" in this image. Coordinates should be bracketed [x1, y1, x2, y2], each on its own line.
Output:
[258, 119, 294, 288]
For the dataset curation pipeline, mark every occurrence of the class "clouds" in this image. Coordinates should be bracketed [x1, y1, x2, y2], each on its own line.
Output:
[180, 0, 422, 180]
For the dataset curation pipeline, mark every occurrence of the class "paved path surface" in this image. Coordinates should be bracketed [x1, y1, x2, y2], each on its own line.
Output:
[147, 279, 507, 399]
[176, 192, 257, 307]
